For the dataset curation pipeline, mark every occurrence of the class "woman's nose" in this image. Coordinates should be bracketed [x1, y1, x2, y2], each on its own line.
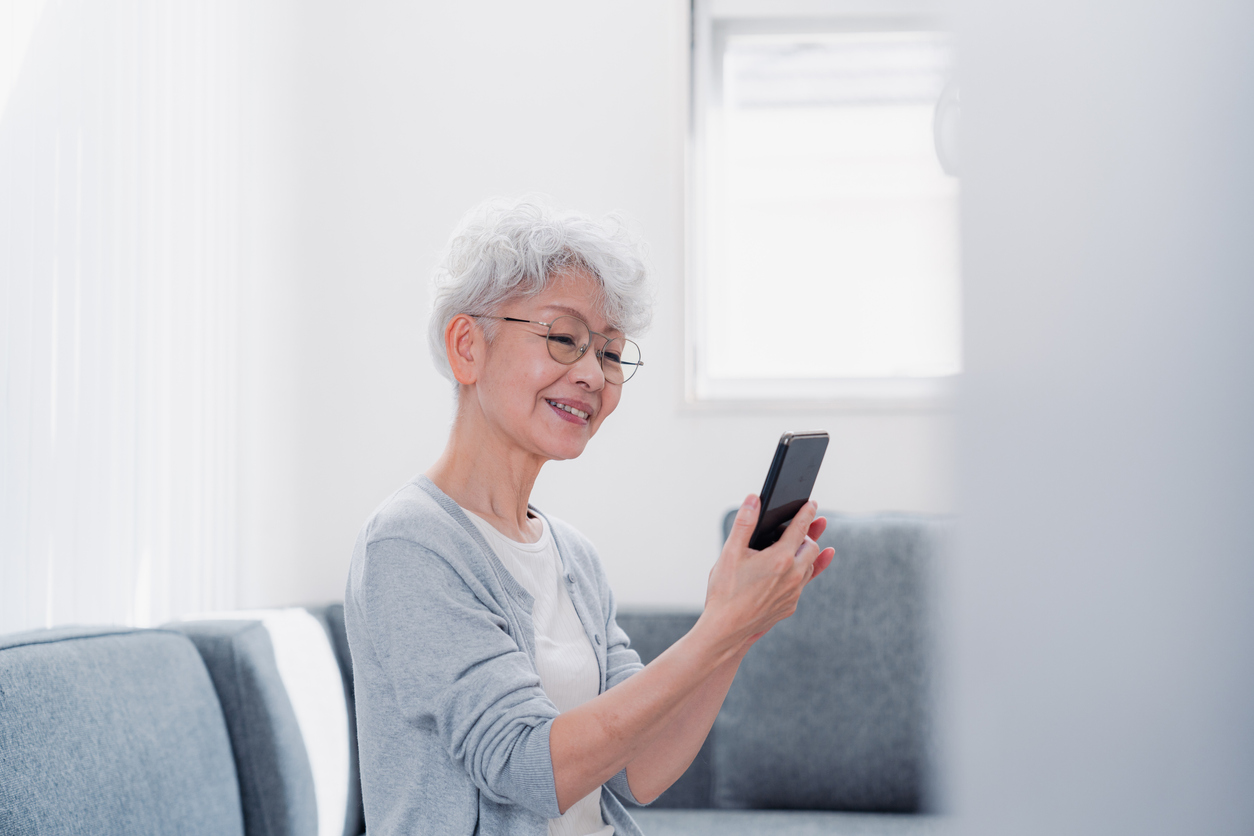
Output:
[568, 345, 606, 389]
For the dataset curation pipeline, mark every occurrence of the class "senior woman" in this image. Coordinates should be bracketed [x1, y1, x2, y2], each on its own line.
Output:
[344, 198, 835, 836]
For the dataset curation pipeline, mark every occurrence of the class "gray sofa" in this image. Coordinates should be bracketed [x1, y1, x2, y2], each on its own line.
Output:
[0, 612, 360, 836]
[0, 512, 947, 836]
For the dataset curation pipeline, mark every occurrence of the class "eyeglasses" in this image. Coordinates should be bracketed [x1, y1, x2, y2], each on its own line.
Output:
[468, 314, 644, 384]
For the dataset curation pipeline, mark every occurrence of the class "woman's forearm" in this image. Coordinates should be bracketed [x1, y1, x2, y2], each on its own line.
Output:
[621, 646, 744, 803]
[548, 614, 743, 813]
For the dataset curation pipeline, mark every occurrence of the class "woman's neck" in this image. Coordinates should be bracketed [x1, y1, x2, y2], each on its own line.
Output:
[425, 407, 546, 543]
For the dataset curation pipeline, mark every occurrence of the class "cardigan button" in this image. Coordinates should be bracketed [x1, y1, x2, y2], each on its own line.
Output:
[566, 573, 575, 584]
[594, 634, 602, 645]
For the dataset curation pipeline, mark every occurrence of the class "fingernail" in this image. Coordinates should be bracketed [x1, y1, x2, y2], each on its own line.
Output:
[745, 494, 759, 510]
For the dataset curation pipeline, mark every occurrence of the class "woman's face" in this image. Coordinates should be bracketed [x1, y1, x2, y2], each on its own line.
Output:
[473, 270, 624, 462]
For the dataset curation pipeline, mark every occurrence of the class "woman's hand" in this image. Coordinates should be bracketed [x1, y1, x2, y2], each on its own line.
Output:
[700, 495, 836, 655]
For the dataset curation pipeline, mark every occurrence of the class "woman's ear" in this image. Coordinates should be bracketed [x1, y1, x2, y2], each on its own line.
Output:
[445, 314, 480, 385]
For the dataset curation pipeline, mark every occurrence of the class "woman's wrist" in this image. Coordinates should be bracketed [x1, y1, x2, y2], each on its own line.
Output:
[689, 608, 753, 668]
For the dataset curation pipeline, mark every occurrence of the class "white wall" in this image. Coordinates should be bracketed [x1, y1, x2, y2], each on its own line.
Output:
[238, 0, 308, 614]
[239, 0, 956, 610]
[946, 0, 1254, 831]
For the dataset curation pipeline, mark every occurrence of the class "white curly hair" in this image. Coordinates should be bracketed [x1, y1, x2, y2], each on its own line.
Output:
[427, 197, 653, 385]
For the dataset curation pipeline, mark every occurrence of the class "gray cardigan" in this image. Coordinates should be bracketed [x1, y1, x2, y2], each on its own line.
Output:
[344, 475, 648, 836]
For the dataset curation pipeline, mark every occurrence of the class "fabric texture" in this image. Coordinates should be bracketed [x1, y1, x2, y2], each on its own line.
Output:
[712, 511, 948, 812]
[344, 474, 646, 836]
[173, 619, 319, 836]
[610, 610, 711, 810]
[305, 602, 366, 836]
[464, 510, 613, 836]
[0, 627, 245, 836]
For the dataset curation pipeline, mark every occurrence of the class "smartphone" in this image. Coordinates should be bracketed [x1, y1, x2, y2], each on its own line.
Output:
[748, 431, 830, 551]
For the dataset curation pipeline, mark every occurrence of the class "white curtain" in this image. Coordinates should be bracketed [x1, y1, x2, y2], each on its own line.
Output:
[1, 0, 241, 633]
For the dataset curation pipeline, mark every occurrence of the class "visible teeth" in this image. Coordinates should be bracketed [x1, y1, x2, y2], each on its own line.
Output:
[547, 399, 589, 420]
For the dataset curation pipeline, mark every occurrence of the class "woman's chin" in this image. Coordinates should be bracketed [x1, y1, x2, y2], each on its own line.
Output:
[533, 410, 596, 460]
[538, 431, 591, 462]
[545, 442, 589, 462]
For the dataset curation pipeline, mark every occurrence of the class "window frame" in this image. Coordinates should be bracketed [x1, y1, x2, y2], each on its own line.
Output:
[685, 0, 958, 410]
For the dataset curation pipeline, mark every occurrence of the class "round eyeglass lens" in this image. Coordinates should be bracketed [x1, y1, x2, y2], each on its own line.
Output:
[544, 316, 591, 364]
[600, 337, 642, 384]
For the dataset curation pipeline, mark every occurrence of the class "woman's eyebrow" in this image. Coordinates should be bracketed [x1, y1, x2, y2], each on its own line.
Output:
[542, 304, 622, 335]
[543, 304, 590, 319]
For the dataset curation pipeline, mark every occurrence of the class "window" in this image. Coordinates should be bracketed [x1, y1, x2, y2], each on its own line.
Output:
[689, 1, 960, 405]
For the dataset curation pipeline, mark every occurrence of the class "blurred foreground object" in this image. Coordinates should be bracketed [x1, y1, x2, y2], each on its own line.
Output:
[947, 0, 1254, 833]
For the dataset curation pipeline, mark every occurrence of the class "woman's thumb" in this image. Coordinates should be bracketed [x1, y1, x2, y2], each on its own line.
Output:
[726, 494, 760, 550]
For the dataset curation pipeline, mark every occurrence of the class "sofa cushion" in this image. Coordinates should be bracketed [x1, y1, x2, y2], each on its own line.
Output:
[0, 627, 245, 836]
[173, 619, 320, 836]
[712, 512, 948, 812]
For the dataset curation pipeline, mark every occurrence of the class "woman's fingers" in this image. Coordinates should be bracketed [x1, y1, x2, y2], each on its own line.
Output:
[793, 535, 819, 560]
[798, 517, 828, 576]
[776, 500, 819, 556]
[810, 547, 836, 582]
[807, 516, 828, 542]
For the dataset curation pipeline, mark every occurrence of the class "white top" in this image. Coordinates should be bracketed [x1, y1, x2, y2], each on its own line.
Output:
[463, 509, 615, 836]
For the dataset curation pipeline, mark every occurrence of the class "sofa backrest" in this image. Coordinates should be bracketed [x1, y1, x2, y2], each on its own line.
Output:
[173, 618, 327, 836]
[715, 510, 946, 813]
[174, 606, 364, 836]
[0, 627, 245, 836]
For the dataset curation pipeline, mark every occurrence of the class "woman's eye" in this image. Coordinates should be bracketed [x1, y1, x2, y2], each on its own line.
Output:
[548, 334, 578, 348]
[601, 351, 622, 364]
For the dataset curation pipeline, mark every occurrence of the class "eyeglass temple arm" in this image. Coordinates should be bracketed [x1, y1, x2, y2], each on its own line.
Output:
[469, 314, 543, 325]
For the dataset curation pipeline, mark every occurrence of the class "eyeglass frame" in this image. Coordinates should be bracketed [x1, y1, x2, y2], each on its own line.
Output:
[465, 314, 644, 383]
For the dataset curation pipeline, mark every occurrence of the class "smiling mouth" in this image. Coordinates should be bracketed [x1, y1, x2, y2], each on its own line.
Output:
[545, 399, 590, 420]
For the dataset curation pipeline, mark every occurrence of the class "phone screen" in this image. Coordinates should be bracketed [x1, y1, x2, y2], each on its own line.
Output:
[748, 431, 829, 550]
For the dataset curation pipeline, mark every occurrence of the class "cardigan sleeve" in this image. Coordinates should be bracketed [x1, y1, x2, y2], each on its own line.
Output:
[599, 566, 648, 804]
[356, 535, 563, 819]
